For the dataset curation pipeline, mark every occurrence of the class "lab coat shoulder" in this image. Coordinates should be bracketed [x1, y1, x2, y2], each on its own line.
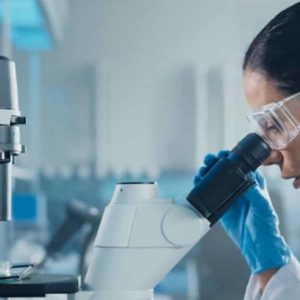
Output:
[244, 255, 300, 300]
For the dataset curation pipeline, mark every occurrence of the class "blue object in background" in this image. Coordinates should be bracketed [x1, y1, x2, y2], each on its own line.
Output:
[0, 0, 53, 50]
[12, 193, 48, 229]
[12, 27, 52, 51]
[13, 194, 38, 222]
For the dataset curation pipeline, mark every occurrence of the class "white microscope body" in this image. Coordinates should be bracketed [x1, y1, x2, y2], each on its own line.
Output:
[82, 182, 210, 300]
[75, 132, 272, 300]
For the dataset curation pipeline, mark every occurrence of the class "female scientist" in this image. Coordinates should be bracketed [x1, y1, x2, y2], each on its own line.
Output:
[195, 2, 300, 299]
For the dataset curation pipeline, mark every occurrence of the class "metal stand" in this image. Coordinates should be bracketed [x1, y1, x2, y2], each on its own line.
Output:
[0, 274, 79, 298]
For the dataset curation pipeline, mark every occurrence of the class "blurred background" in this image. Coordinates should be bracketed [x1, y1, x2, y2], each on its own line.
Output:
[1, 0, 300, 299]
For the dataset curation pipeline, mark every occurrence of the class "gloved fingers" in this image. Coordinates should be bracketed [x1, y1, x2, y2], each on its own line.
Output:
[193, 175, 199, 185]
[194, 166, 208, 184]
[248, 171, 269, 195]
[204, 151, 229, 167]
[198, 166, 207, 177]
[195, 150, 229, 185]
[217, 150, 230, 159]
[245, 183, 276, 219]
[203, 150, 229, 168]
[193, 173, 202, 185]
[203, 154, 218, 168]
[246, 171, 269, 199]
[252, 170, 266, 189]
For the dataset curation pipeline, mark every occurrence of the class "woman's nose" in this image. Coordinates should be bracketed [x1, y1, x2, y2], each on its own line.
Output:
[262, 149, 283, 166]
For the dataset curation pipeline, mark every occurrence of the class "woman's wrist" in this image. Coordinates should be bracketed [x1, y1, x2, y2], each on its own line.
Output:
[257, 268, 279, 291]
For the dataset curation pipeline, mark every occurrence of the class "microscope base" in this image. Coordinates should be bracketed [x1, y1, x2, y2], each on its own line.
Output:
[76, 290, 153, 300]
[0, 274, 79, 298]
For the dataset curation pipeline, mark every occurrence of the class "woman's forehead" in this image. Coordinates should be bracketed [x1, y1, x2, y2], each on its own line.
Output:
[243, 70, 287, 111]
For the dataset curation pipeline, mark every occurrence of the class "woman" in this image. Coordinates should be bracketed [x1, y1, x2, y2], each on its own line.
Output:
[195, 2, 300, 299]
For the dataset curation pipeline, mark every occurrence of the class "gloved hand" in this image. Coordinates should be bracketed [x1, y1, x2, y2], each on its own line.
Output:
[194, 151, 291, 274]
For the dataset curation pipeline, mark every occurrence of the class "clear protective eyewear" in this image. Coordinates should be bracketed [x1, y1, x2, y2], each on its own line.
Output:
[247, 92, 300, 150]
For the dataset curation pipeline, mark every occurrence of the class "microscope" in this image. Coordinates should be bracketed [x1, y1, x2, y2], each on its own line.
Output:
[0, 56, 25, 222]
[81, 133, 271, 300]
[0, 57, 79, 299]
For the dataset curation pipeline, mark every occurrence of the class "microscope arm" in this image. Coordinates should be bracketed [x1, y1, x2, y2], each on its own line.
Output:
[161, 204, 210, 247]
[82, 134, 271, 300]
[84, 183, 210, 300]
[95, 200, 209, 249]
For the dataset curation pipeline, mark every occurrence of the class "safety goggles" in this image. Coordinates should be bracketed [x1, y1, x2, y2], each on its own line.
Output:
[247, 92, 300, 150]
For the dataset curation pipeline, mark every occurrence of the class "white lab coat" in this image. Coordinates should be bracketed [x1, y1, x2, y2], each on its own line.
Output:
[244, 256, 300, 299]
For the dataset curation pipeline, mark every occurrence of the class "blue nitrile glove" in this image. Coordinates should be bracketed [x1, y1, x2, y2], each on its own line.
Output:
[194, 151, 291, 274]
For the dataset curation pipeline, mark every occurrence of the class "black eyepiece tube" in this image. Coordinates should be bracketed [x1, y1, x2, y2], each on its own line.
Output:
[187, 133, 271, 225]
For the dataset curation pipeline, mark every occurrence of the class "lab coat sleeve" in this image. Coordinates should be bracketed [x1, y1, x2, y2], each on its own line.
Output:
[244, 255, 300, 300]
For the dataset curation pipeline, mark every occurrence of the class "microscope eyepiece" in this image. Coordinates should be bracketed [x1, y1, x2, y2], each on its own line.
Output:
[187, 133, 271, 225]
[232, 133, 271, 171]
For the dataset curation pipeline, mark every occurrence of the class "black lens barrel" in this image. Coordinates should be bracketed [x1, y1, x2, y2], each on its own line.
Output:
[187, 133, 271, 225]
[232, 133, 271, 171]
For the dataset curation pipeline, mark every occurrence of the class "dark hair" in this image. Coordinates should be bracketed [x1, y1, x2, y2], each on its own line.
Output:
[243, 2, 300, 95]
